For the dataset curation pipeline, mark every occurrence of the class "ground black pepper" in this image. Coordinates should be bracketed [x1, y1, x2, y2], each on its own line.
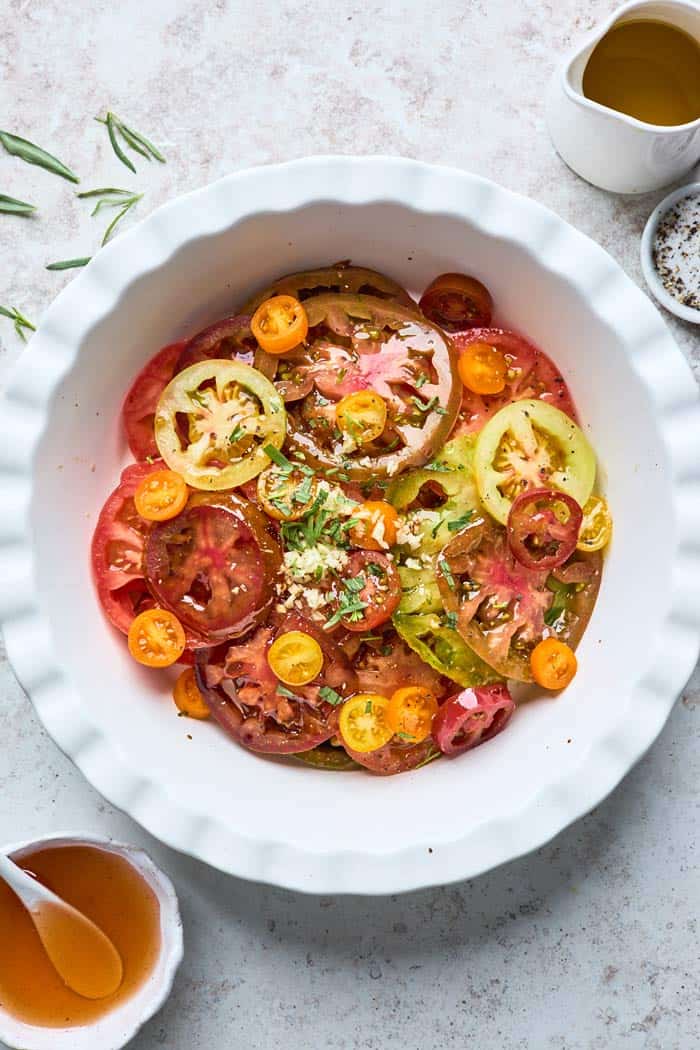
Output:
[652, 193, 700, 311]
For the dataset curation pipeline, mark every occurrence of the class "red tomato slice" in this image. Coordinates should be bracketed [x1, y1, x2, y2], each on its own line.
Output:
[348, 630, 448, 699]
[433, 683, 515, 756]
[173, 315, 260, 373]
[145, 491, 282, 642]
[341, 736, 438, 775]
[327, 551, 401, 633]
[122, 342, 186, 461]
[91, 462, 161, 633]
[452, 329, 578, 434]
[194, 615, 357, 754]
[507, 488, 583, 571]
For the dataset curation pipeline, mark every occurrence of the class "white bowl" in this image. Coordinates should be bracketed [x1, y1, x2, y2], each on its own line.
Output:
[0, 834, 182, 1050]
[2, 156, 700, 896]
[641, 181, 700, 324]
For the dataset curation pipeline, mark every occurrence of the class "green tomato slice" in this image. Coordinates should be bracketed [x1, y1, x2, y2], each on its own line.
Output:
[394, 612, 501, 689]
[474, 399, 596, 525]
[154, 359, 286, 490]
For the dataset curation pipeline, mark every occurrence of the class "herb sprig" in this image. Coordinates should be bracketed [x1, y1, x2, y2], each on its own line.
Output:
[0, 194, 36, 216]
[46, 257, 91, 271]
[0, 306, 35, 341]
[0, 130, 79, 183]
[77, 187, 143, 245]
[97, 112, 165, 173]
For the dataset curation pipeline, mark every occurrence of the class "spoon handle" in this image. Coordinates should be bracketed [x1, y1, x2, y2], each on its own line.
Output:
[0, 851, 46, 909]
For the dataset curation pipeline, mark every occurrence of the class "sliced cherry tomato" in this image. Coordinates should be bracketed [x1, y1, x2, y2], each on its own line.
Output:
[134, 469, 189, 522]
[338, 694, 393, 753]
[433, 683, 515, 756]
[419, 273, 493, 332]
[349, 501, 398, 551]
[507, 488, 583, 570]
[194, 613, 357, 754]
[145, 491, 282, 641]
[251, 295, 308, 355]
[336, 390, 387, 445]
[326, 551, 401, 632]
[154, 359, 286, 491]
[577, 494, 612, 553]
[284, 294, 460, 481]
[458, 341, 507, 395]
[241, 263, 415, 314]
[173, 668, 210, 719]
[386, 686, 438, 743]
[474, 399, 596, 526]
[267, 630, 324, 686]
[128, 608, 186, 667]
[530, 637, 577, 690]
[453, 329, 578, 435]
[256, 461, 319, 521]
[437, 518, 601, 682]
[122, 342, 186, 461]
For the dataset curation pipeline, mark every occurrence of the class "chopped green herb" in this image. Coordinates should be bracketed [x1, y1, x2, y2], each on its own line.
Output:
[0, 305, 35, 340]
[228, 423, 246, 444]
[263, 444, 294, 472]
[396, 732, 415, 741]
[414, 746, 442, 769]
[439, 558, 455, 590]
[424, 460, 451, 473]
[77, 187, 142, 244]
[97, 111, 165, 172]
[364, 699, 373, 714]
[344, 575, 366, 593]
[447, 511, 474, 532]
[294, 474, 314, 504]
[414, 372, 428, 388]
[46, 256, 91, 271]
[367, 562, 384, 577]
[319, 686, 344, 706]
[445, 611, 458, 630]
[380, 644, 393, 656]
[0, 193, 36, 216]
[410, 394, 438, 413]
[276, 683, 303, 700]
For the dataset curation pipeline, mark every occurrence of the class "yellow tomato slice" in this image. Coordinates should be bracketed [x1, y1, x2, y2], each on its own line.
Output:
[127, 609, 186, 668]
[336, 390, 387, 446]
[386, 686, 438, 743]
[350, 500, 398, 550]
[134, 469, 188, 522]
[251, 295, 308, 354]
[173, 668, 210, 719]
[257, 462, 319, 521]
[458, 341, 507, 395]
[267, 630, 324, 686]
[577, 494, 612, 552]
[530, 637, 577, 690]
[338, 694, 393, 752]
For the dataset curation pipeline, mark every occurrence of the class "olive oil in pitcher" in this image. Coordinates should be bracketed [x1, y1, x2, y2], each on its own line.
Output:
[582, 18, 700, 126]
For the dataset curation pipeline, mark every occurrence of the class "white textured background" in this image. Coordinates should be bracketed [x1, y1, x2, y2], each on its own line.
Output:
[1, 1, 699, 1047]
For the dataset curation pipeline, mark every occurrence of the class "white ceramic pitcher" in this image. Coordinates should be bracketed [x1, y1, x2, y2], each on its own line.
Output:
[546, 0, 700, 193]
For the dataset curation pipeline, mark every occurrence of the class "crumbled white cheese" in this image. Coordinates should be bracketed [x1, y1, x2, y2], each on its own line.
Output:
[404, 557, 422, 571]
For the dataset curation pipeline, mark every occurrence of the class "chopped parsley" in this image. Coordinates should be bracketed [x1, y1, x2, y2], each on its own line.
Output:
[439, 557, 456, 589]
[319, 686, 344, 706]
[447, 511, 474, 532]
[294, 474, 314, 505]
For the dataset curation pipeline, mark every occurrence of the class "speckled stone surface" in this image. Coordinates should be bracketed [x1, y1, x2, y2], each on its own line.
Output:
[1, 1, 699, 1047]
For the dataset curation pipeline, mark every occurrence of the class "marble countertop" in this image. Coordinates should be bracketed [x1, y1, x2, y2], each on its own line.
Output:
[1, 1, 698, 1047]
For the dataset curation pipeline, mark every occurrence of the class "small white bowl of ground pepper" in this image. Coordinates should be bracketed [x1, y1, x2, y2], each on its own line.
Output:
[641, 181, 700, 325]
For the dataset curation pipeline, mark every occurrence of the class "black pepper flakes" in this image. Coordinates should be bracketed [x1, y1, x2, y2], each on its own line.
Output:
[652, 193, 700, 310]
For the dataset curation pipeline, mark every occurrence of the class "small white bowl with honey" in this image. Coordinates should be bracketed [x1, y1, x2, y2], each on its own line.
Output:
[0, 834, 183, 1050]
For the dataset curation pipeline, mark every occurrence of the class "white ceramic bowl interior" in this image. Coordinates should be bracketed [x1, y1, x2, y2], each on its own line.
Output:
[641, 180, 700, 324]
[0, 834, 182, 1050]
[2, 157, 700, 895]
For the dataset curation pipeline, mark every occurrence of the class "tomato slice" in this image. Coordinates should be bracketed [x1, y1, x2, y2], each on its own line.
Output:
[325, 551, 401, 632]
[349, 501, 398, 551]
[339, 731, 439, 775]
[256, 461, 319, 521]
[240, 263, 415, 314]
[419, 273, 493, 332]
[267, 630, 324, 686]
[174, 315, 261, 373]
[134, 469, 189, 522]
[453, 329, 578, 435]
[92, 462, 161, 634]
[122, 342, 186, 461]
[338, 694, 393, 752]
[437, 518, 601, 682]
[283, 294, 460, 481]
[346, 628, 449, 700]
[154, 359, 286, 491]
[127, 608, 186, 667]
[195, 613, 357, 754]
[474, 399, 596, 526]
[145, 491, 282, 641]
[432, 683, 515, 756]
[530, 638, 577, 690]
[251, 296, 309, 355]
[386, 686, 438, 743]
[173, 668, 211, 719]
[458, 341, 507, 394]
[577, 494, 612, 553]
[507, 487, 583, 570]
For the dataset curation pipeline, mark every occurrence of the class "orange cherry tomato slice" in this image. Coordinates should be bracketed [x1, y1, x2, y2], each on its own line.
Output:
[251, 295, 308, 354]
[419, 273, 493, 332]
[173, 668, 210, 719]
[134, 469, 189, 522]
[127, 608, 187, 668]
[386, 686, 438, 743]
[267, 630, 324, 686]
[336, 390, 387, 445]
[457, 341, 508, 395]
[338, 694, 393, 753]
[530, 637, 577, 690]
[350, 500, 398, 550]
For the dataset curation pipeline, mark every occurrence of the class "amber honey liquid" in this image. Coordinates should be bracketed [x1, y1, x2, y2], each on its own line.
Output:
[0, 844, 161, 1027]
[582, 19, 700, 126]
